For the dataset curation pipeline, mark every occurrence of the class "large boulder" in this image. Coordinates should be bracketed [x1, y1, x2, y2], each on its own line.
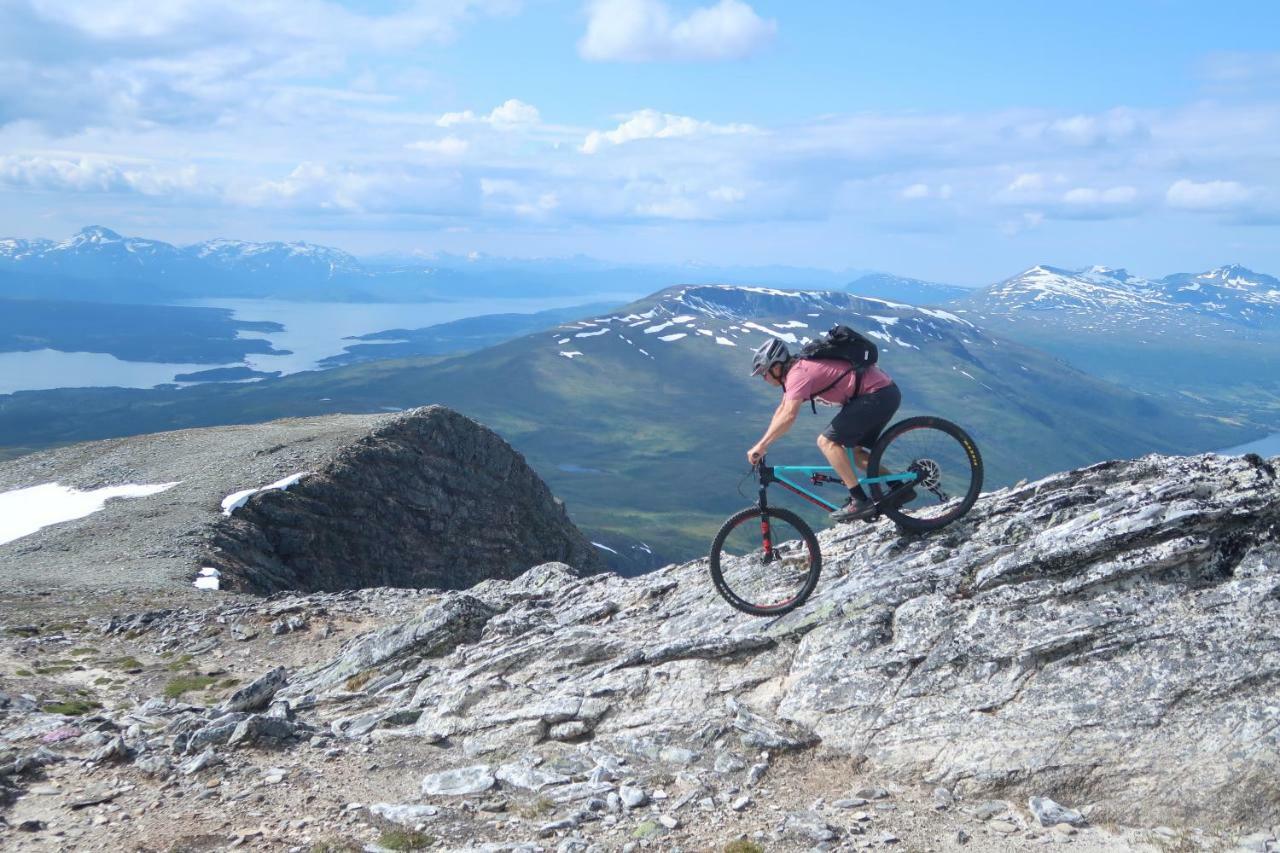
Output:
[0, 406, 602, 593]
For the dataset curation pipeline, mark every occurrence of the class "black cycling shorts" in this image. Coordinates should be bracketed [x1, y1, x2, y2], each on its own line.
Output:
[822, 382, 901, 448]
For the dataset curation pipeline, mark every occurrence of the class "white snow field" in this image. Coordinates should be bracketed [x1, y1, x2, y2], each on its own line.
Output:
[0, 481, 179, 546]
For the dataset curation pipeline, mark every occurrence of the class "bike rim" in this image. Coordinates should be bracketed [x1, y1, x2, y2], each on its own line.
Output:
[715, 511, 817, 612]
[871, 424, 979, 524]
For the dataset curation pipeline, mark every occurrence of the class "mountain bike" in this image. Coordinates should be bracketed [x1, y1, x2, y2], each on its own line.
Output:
[709, 416, 983, 616]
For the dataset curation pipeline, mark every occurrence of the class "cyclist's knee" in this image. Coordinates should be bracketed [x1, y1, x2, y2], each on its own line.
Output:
[817, 433, 836, 449]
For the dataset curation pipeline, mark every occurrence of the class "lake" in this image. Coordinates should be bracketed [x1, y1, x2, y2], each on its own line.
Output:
[0, 294, 637, 394]
[1221, 432, 1280, 457]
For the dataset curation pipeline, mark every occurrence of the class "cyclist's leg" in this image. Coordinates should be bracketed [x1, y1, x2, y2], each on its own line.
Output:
[822, 385, 903, 488]
[817, 432, 859, 487]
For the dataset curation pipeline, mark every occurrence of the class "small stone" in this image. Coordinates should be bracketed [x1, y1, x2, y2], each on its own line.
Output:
[619, 786, 648, 809]
[746, 763, 768, 785]
[658, 815, 678, 829]
[1236, 832, 1272, 853]
[854, 787, 890, 800]
[1028, 796, 1086, 828]
[18, 820, 47, 832]
[731, 796, 751, 812]
[953, 829, 971, 845]
[421, 765, 495, 796]
[879, 833, 899, 845]
[989, 820, 1018, 834]
[976, 800, 1009, 820]
[932, 787, 954, 810]
[1052, 823, 1077, 837]
[834, 798, 869, 809]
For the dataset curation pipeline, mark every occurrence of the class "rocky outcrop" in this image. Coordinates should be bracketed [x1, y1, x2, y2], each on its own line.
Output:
[270, 452, 1280, 828]
[0, 406, 602, 593]
[204, 406, 603, 592]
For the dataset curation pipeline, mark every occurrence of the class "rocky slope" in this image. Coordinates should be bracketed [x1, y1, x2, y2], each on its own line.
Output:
[0, 406, 602, 594]
[0, 452, 1276, 851]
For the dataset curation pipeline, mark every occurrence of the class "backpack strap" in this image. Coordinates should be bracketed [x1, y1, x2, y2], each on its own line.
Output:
[807, 367, 853, 413]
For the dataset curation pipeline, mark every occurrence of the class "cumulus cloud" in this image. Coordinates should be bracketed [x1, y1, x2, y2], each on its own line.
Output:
[1062, 186, 1138, 206]
[0, 0, 521, 132]
[406, 137, 470, 157]
[0, 154, 201, 196]
[901, 182, 952, 200]
[437, 99, 540, 128]
[1165, 178, 1256, 211]
[581, 108, 755, 153]
[578, 0, 776, 62]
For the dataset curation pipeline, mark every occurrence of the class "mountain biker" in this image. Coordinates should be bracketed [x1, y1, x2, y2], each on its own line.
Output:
[747, 337, 902, 522]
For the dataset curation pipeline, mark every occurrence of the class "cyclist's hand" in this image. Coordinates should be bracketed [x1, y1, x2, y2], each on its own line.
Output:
[747, 445, 765, 465]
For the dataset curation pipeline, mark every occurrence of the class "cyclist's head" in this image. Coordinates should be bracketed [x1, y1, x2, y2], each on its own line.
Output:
[750, 338, 791, 381]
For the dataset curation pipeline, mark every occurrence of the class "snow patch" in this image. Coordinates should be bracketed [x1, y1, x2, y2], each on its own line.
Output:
[870, 315, 899, 326]
[194, 567, 220, 591]
[644, 322, 675, 334]
[221, 473, 312, 517]
[592, 541, 618, 555]
[574, 329, 609, 338]
[559, 350, 584, 359]
[1, 481, 180, 546]
[715, 337, 737, 346]
[659, 333, 687, 342]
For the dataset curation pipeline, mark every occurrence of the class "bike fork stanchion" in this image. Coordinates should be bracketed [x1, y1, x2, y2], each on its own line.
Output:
[757, 460, 773, 561]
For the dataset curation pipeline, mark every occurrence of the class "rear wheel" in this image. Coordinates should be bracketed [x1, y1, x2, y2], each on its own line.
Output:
[709, 506, 821, 616]
[866, 416, 983, 533]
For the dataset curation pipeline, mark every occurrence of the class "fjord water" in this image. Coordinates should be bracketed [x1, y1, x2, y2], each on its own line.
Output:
[0, 293, 638, 394]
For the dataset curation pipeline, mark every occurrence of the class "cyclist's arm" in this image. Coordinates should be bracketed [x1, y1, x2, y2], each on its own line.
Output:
[754, 398, 803, 452]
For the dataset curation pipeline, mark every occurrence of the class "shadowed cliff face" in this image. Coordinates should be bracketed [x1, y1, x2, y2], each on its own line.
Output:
[204, 406, 604, 594]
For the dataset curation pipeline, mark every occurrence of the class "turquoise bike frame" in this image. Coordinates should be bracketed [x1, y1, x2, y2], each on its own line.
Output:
[761, 450, 916, 512]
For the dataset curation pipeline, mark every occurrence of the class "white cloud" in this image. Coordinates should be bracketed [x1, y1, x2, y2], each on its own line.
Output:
[0, 154, 200, 196]
[1006, 173, 1046, 193]
[1165, 178, 1255, 211]
[1063, 186, 1138, 205]
[709, 185, 745, 202]
[581, 108, 755, 153]
[900, 182, 952, 200]
[406, 136, 470, 157]
[579, 0, 776, 62]
[437, 99, 540, 129]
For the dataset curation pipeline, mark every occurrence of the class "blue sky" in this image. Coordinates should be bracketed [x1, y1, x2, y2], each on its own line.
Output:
[2, 0, 1279, 284]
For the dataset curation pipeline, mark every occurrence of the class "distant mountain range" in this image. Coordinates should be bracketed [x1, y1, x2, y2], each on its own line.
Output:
[0, 283, 1252, 560]
[0, 226, 867, 303]
[845, 272, 973, 304]
[952, 263, 1280, 428]
[961, 263, 1280, 330]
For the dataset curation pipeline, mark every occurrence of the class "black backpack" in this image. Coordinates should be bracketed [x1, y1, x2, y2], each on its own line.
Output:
[794, 325, 879, 412]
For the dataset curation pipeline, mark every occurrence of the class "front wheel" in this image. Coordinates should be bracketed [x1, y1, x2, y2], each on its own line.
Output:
[867, 416, 983, 533]
[709, 506, 821, 617]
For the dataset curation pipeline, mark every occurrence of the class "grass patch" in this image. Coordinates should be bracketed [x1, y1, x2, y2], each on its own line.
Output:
[102, 656, 144, 671]
[163, 675, 217, 699]
[69, 647, 98, 656]
[517, 797, 554, 819]
[34, 662, 77, 674]
[724, 842, 766, 853]
[42, 699, 102, 716]
[377, 830, 434, 851]
[343, 671, 372, 692]
[14, 668, 34, 677]
[7, 626, 39, 637]
[93, 676, 113, 685]
[218, 677, 240, 688]
[165, 654, 195, 672]
[309, 840, 363, 853]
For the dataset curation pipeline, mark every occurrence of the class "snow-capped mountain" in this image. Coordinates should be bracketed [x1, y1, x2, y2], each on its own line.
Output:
[1159, 264, 1280, 324]
[959, 263, 1280, 334]
[190, 237, 361, 279]
[540, 284, 986, 368]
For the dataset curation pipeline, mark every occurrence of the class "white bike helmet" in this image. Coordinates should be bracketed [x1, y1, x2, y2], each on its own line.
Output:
[750, 338, 791, 377]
